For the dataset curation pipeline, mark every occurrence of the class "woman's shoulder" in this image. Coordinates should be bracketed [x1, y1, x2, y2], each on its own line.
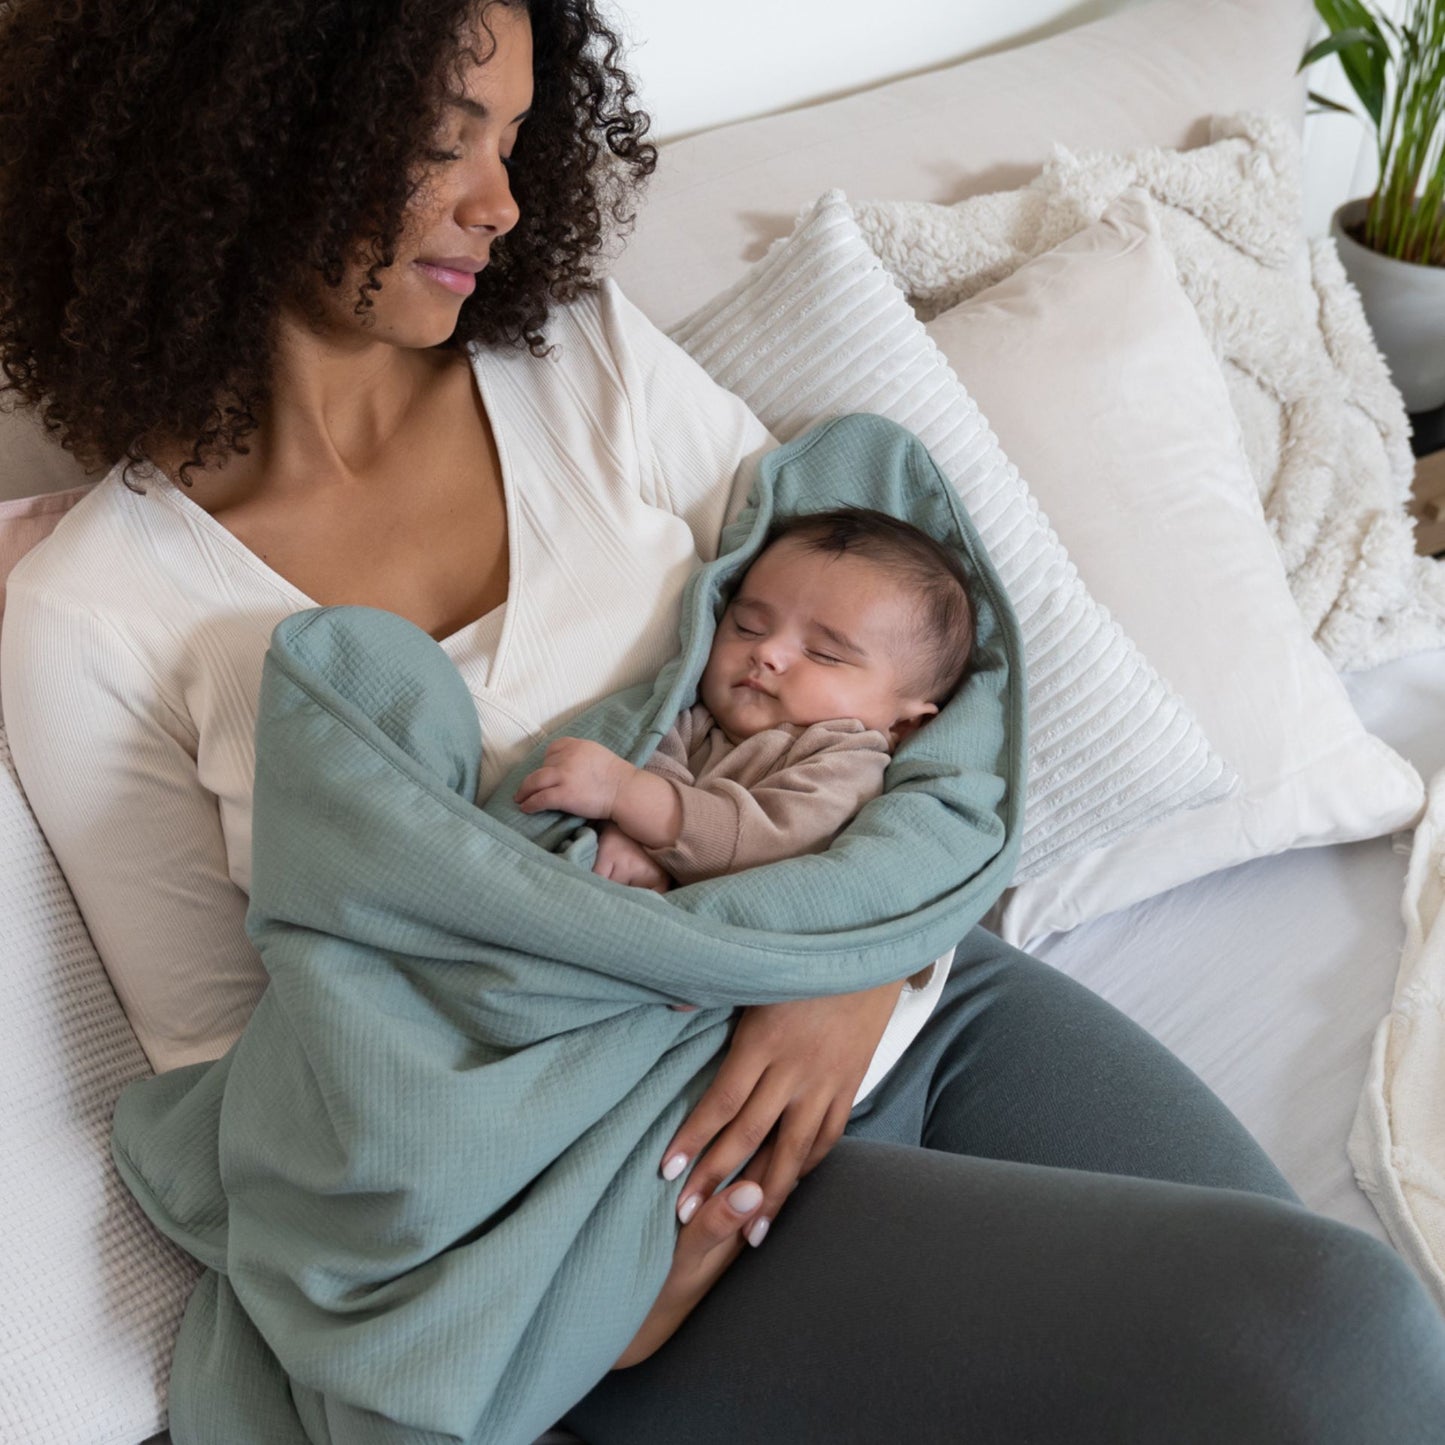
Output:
[465, 278, 666, 379]
[9, 465, 176, 606]
[8, 464, 144, 600]
[5, 460, 243, 659]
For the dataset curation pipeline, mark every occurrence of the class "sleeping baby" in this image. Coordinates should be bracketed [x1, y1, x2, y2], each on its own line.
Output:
[514, 507, 976, 907]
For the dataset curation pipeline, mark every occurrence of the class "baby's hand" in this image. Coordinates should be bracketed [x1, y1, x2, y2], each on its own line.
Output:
[514, 737, 635, 820]
[594, 823, 672, 894]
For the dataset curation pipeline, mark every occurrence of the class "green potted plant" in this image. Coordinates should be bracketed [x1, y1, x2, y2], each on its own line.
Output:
[1302, 0, 1445, 411]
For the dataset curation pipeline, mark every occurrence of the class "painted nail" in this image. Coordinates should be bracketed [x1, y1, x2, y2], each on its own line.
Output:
[662, 1153, 689, 1181]
[678, 1194, 701, 1224]
[746, 1217, 770, 1248]
[729, 1182, 763, 1215]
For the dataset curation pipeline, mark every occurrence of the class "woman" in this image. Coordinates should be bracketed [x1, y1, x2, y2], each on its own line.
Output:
[2, 1, 1442, 1439]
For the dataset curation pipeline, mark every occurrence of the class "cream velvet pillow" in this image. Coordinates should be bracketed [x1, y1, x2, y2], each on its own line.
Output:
[670, 191, 1233, 883]
[922, 192, 1424, 944]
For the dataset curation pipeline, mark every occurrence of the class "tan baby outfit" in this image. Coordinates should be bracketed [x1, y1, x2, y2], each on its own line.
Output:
[642, 702, 891, 884]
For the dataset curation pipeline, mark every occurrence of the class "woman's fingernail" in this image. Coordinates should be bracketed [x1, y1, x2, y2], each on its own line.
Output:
[662, 1153, 689, 1181]
[678, 1194, 701, 1224]
[729, 1182, 763, 1215]
[746, 1217, 770, 1248]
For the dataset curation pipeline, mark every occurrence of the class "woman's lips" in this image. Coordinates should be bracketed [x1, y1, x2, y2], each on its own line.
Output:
[414, 259, 483, 297]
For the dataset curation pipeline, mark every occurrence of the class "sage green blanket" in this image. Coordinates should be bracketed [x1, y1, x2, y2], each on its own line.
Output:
[112, 414, 1026, 1444]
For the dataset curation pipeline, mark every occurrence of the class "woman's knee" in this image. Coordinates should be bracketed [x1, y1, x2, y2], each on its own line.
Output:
[1200, 1208, 1445, 1440]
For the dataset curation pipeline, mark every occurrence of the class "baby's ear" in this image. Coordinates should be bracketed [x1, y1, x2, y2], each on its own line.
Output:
[889, 701, 939, 748]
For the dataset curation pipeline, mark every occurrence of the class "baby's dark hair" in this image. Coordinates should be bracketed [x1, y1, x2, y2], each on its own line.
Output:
[762, 506, 977, 705]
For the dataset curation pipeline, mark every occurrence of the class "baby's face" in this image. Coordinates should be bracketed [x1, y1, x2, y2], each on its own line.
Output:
[700, 538, 936, 746]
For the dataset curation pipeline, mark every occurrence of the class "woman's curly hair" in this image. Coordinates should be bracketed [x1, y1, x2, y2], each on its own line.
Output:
[0, 0, 655, 483]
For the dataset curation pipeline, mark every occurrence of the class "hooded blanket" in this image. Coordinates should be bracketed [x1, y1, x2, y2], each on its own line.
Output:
[111, 414, 1027, 1444]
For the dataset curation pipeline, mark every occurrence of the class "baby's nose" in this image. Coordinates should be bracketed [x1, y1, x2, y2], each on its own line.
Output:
[751, 638, 788, 670]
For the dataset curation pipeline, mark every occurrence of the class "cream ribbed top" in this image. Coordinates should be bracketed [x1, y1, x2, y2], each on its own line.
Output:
[2, 280, 946, 1088]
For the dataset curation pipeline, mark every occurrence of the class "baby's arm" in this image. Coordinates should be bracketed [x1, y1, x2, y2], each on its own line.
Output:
[514, 737, 684, 848]
[594, 822, 672, 893]
[650, 729, 890, 886]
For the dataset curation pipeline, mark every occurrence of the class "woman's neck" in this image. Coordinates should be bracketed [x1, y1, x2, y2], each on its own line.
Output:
[264, 309, 453, 484]
[152, 307, 456, 502]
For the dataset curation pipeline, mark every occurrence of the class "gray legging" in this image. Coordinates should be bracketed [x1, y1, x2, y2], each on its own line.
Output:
[564, 930, 1445, 1443]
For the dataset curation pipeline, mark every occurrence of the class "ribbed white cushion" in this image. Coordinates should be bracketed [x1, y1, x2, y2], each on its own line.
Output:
[670, 191, 1233, 880]
[0, 723, 198, 1445]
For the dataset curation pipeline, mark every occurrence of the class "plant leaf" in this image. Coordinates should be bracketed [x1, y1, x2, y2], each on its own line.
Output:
[1306, 89, 1361, 117]
[1300, 25, 1381, 69]
[1316, 0, 1387, 44]
[1311, 0, 1391, 125]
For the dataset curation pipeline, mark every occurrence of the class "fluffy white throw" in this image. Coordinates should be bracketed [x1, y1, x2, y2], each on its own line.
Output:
[1351, 770, 1445, 1311]
[855, 114, 1445, 673]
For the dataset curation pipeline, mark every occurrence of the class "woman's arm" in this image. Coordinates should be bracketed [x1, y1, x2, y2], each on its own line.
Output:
[613, 980, 906, 1366]
[2, 579, 264, 1073]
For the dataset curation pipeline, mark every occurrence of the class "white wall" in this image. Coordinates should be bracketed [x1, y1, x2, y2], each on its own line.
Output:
[609, 0, 1151, 142]
[608, 0, 1389, 238]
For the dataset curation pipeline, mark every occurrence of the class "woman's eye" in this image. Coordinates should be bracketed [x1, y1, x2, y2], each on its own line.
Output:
[426, 148, 463, 163]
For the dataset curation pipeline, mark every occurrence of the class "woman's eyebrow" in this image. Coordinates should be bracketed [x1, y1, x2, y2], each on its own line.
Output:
[445, 95, 533, 124]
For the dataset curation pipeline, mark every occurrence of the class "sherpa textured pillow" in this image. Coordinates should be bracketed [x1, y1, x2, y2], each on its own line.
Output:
[855, 112, 1445, 674]
[669, 190, 1233, 882]
[921, 192, 1425, 944]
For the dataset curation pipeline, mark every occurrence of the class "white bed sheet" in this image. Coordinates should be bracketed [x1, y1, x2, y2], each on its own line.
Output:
[1029, 645, 1445, 1244]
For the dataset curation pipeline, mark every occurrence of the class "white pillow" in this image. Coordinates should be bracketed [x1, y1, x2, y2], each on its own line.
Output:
[0, 724, 198, 1445]
[670, 190, 1234, 882]
[855, 113, 1443, 674]
[920, 192, 1424, 943]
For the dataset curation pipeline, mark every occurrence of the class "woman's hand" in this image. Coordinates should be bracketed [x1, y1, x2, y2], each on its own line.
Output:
[612, 1157, 775, 1368]
[661, 981, 907, 1248]
[613, 982, 905, 1368]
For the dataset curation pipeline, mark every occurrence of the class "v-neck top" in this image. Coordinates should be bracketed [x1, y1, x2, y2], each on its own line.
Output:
[3, 280, 949, 1088]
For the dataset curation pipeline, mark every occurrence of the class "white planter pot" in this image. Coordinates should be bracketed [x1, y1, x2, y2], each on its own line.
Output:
[1331, 198, 1445, 414]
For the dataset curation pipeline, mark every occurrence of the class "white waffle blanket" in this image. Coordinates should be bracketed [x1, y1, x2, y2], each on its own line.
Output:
[1352, 769, 1445, 1308]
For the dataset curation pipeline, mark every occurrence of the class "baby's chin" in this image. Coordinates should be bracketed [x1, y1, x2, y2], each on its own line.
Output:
[708, 691, 784, 744]
[711, 709, 768, 745]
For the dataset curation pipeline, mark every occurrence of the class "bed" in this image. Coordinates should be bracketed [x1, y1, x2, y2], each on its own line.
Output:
[4, 0, 1443, 1440]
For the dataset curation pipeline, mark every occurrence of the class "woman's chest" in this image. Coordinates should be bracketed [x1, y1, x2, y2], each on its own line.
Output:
[174, 459, 708, 884]
[212, 385, 510, 643]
